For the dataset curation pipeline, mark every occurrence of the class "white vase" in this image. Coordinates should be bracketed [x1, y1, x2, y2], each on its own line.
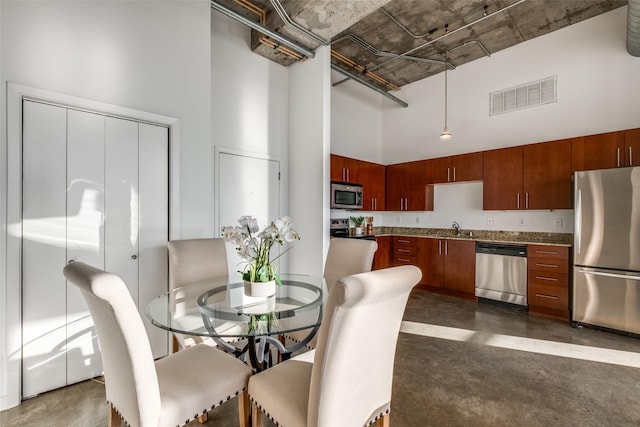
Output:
[244, 279, 276, 297]
[355, 227, 362, 236]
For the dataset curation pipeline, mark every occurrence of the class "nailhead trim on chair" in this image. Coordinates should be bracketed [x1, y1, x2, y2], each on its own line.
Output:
[248, 395, 391, 427]
[366, 408, 391, 426]
[108, 387, 248, 427]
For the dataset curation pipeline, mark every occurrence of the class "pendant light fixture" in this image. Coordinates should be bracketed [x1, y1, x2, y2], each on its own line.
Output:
[440, 51, 453, 142]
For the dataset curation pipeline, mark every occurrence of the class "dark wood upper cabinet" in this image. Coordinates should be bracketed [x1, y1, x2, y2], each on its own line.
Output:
[523, 139, 572, 209]
[484, 140, 572, 210]
[331, 154, 385, 210]
[571, 131, 625, 171]
[427, 152, 483, 184]
[385, 160, 433, 211]
[625, 128, 640, 167]
[483, 146, 523, 210]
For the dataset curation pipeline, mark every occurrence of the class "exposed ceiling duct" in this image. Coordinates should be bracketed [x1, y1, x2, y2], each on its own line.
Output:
[628, 0, 640, 56]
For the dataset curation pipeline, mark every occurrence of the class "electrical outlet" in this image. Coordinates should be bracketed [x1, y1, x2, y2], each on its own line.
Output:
[519, 217, 526, 226]
[396, 216, 400, 224]
[555, 217, 563, 227]
[415, 216, 420, 224]
[487, 218, 496, 225]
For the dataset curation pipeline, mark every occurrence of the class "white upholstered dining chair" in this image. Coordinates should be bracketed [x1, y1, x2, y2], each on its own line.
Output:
[167, 238, 228, 350]
[285, 237, 378, 349]
[249, 265, 422, 427]
[63, 261, 252, 427]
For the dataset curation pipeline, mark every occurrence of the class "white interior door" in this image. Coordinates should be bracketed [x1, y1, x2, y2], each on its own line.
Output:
[66, 109, 106, 385]
[22, 100, 169, 397]
[138, 123, 169, 358]
[218, 152, 281, 279]
[21, 101, 68, 397]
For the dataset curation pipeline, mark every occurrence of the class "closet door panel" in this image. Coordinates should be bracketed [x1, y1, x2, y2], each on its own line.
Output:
[66, 109, 105, 384]
[21, 101, 68, 397]
[138, 123, 169, 358]
[105, 117, 140, 305]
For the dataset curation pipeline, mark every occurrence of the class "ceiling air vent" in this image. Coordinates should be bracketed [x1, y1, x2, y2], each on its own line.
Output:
[490, 76, 557, 116]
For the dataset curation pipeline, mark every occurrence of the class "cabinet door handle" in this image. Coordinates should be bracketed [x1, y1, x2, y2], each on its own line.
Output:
[617, 147, 621, 168]
[398, 258, 411, 262]
[517, 193, 520, 209]
[630, 146, 633, 166]
[535, 263, 558, 268]
[535, 250, 559, 255]
[535, 293, 558, 300]
[536, 276, 559, 281]
[398, 248, 411, 253]
[447, 167, 450, 182]
[398, 239, 410, 243]
[438, 240, 442, 255]
[445, 241, 448, 255]
[453, 167, 456, 182]
[525, 192, 529, 209]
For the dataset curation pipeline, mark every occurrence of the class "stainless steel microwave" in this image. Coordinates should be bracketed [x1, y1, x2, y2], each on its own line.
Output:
[331, 182, 363, 209]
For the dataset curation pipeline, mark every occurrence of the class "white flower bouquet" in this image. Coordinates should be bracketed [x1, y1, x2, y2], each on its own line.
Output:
[222, 215, 300, 284]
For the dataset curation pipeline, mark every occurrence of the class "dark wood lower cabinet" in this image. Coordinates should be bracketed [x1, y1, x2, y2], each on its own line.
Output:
[417, 238, 476, 298]
[527, 245, 570, 320]
[372, 236, 392, 270]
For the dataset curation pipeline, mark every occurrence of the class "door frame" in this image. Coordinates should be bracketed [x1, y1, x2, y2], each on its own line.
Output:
[1, 82, 180, 409]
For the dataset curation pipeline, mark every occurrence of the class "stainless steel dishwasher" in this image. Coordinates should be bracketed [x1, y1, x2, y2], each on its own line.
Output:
[475, 242, 528, 306]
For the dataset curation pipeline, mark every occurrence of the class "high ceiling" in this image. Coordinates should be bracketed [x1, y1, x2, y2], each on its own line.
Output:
[213, 0, 627, 95]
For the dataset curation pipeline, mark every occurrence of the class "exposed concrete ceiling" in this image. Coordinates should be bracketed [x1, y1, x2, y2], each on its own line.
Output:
[213, 0, 627, 94]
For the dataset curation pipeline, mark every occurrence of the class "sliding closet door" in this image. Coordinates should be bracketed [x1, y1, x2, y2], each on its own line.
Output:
[21, 101, 68, 397]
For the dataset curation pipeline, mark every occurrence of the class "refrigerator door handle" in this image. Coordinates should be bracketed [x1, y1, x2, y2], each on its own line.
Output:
[575, 189, 582, 254]
[578, 269, 640, 281]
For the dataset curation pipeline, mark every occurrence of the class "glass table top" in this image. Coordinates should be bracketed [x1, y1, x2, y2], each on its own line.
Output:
[146, 274, 326, 339]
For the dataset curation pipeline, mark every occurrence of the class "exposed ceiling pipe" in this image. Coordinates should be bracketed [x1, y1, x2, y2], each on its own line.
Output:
[628, 0, 640, 56]
[210, 0, 315, 59]
[370, 0, 526, 72]
[269, 0, 329, 46]
[332, 33, 455, 69]
[331, 64, 408, 108]
[448, 40, 491, 58]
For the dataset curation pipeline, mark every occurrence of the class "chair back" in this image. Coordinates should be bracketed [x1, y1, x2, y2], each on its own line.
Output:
[323, 238, 378, 289]
[308, 265, 421, 427]
[168, 238, 228, 289]
[63, 262, 161, 427]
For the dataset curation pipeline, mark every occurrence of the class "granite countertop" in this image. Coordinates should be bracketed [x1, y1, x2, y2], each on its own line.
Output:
[372, 227, 573, 247]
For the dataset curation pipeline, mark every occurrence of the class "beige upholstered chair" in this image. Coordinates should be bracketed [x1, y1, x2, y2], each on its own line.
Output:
[63, 262, 252, 427]
[249, 265, 422, 427]
[285, 237, 378, 349]
[167, 238, 228, 350]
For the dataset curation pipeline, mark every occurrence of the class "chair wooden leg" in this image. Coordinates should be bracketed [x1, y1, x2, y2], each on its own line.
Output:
[197, 413, 208, 423]
[172, 334, 180, 353]
[238, 391, 250, 427]
[108, 404, 122, 427]
[251, 401, 264, 427]
[375, 413, 390, 427]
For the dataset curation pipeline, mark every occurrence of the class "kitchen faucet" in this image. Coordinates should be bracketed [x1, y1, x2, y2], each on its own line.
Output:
[452, 221, 461, 236]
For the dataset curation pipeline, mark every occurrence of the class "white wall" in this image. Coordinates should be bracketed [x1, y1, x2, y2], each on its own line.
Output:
[330, 72, 383, 163]
[211, 11, 289, 160]
[330, 6, 637, 234]
[381, 6, 638, 163]
[0, 0, 211, 409]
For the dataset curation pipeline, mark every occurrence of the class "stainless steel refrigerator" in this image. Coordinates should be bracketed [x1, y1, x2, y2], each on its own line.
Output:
[573, 166, 640, 334]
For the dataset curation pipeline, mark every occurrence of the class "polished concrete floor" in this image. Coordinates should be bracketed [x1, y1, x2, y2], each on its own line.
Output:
[2, 289, 640, 426]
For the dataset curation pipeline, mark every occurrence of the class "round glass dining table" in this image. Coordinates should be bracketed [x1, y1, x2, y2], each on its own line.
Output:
[146, 274, 326, 371]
